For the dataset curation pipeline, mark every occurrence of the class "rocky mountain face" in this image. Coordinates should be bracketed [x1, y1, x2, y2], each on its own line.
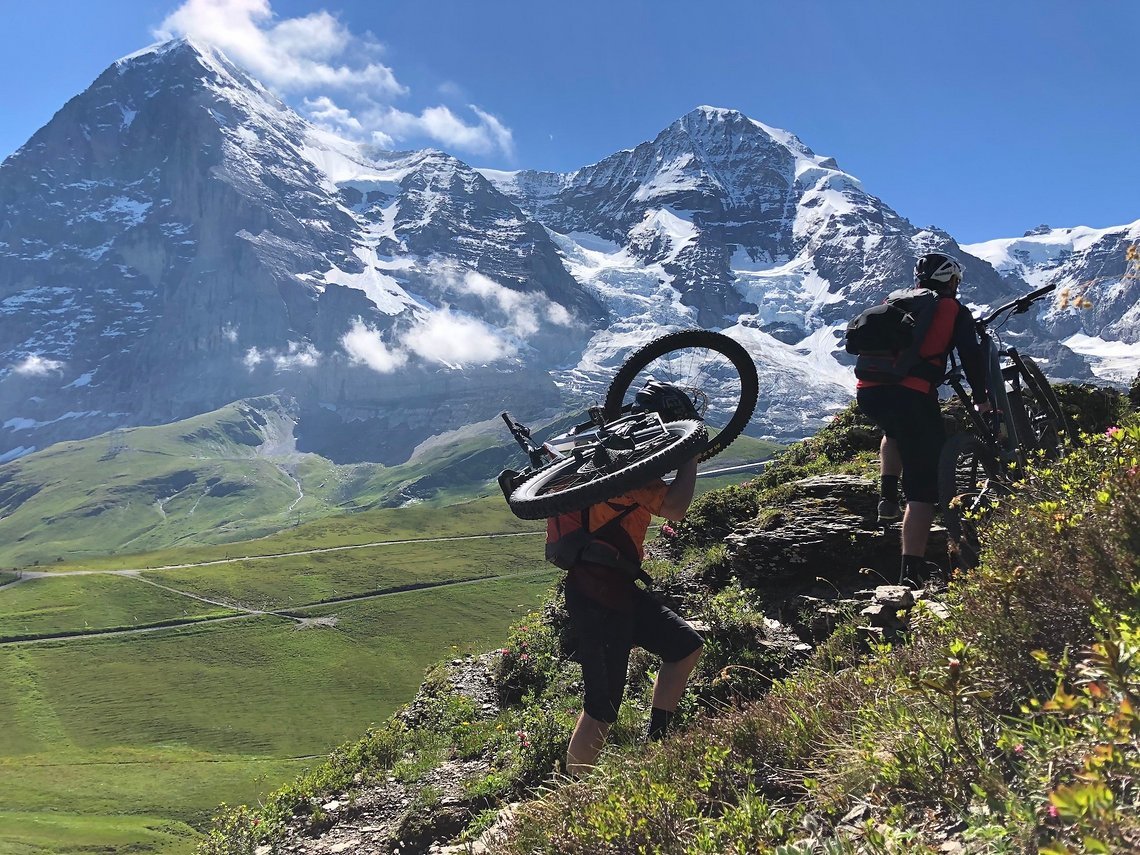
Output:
[1, 40, 1134, 464]
[0, 40, 582, 464]
[489, 107, 1013, 331]
[964, 221, 1140, 382]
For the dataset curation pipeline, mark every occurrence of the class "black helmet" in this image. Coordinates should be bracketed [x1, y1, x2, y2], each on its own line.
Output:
[914, 252, 964, 291]
[634, 380, 700, 422]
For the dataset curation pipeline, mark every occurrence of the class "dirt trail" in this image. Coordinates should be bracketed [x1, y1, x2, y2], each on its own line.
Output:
[1, 531, 543, 586]
[0, 566, 555, 647]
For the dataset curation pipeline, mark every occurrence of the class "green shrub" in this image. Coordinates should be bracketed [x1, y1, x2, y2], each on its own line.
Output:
[692, 581, 781, 704]
[951, 420, 1140, 701]
[674, 483, 759, 548]
[492, 612, 560, 705]
[1053, 383, 1130, 436]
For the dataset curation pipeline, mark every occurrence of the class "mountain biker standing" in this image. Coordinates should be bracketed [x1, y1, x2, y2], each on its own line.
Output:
[554, 388, 704, 776]
[856, 252, 990, 581]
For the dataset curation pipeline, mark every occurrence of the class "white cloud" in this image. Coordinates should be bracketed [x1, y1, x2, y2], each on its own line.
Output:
[242, 342, 320, 370]
[12, 355, 64, 376]
[468, 106, 515, 159]
[222, 322, 239, 342]
[272, 341, 321, 370]
[158, 0, 515, 159]
[458, 270, 540, 336]
[342, 320, 408, 373]
[443, 267, 574, 335]
[158, 0, 403, 94]
[357, 104, 514, 158]
[546, 302, 573, 326]
[340, 305, 516, 374]
[403, 310, 515, 367]
[303, 95, 363, 134]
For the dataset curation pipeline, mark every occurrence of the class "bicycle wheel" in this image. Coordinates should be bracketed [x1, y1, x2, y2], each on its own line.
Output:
[938, 433, 1005, 570]
[1020, 356, 1079, 447]
[1005, 388, 1050, 463]
[603, 330, 759, 462]
[507, 418, 707, 520]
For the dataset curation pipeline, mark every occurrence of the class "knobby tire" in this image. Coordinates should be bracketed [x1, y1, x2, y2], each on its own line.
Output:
[507, 419, 707, 520]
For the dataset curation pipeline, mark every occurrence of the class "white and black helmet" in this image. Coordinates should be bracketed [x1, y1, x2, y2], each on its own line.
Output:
[914, 252, 964, 289]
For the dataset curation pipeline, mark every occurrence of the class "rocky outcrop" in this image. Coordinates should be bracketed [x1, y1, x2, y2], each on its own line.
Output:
[723, 473, 947, 590]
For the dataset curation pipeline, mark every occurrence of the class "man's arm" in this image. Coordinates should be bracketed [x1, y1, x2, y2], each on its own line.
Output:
[658, 456, 698, 521]
[951, 304, 989, 404]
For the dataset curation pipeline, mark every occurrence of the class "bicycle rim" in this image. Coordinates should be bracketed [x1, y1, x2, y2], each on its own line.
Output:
[603, 330, 759, 462]
[507, 419, 706, 520]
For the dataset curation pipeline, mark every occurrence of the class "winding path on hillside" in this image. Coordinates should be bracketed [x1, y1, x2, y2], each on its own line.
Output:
[0, 564, 556, 646]
[0, 530, 550, 645]
[1, 530, 544, 583]
[0, 460, 768, 646]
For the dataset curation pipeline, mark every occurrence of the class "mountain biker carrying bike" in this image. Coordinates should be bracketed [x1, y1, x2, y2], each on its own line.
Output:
[555, 383, 704, 775]
[856, 252, 991, 581]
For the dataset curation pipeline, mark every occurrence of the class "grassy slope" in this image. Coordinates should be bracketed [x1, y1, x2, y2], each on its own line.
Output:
[0, 572, 558, 854]
[0, 472, 583, 854]
[0, 574, 237, 640]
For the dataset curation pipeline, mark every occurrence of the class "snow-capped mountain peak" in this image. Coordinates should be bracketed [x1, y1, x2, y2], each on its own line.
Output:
[2, 42, 1136, 466]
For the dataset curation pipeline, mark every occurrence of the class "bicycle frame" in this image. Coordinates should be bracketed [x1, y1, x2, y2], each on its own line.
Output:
[943, 282, 1058, 472]
[501, 408, 670, 471]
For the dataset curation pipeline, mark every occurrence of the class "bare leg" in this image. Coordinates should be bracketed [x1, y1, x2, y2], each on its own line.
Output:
[881, 436, 902, 478]
[566, 711, 611, 776]
[650, 645, 702, 712]
[901, 500, 936, 557]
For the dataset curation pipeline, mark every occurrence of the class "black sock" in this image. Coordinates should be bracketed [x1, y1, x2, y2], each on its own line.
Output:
[901, 554, 918, 579]
[901, 554, 934, 583]
[881, 475, 900, 503]
[648, 707, 675, 741]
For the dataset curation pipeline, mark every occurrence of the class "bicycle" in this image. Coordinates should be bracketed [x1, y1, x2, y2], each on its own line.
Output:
[938, 282, 1077, 569]
[499, 330, 760, 520]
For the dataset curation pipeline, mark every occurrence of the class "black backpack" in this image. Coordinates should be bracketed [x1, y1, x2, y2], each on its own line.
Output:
[845, 287, 943, 383]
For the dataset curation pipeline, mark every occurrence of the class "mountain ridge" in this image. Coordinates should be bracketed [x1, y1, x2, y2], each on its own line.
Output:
[2, 39, 1136, 466]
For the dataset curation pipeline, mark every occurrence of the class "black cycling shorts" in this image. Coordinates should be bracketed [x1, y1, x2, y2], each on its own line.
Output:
[564, 583, 703, 724]
[856, 385, 945, 504]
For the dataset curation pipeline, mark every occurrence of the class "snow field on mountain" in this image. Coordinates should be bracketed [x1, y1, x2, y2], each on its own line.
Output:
[548, 228, 853, 431]
[1063, 333, 1140, 382]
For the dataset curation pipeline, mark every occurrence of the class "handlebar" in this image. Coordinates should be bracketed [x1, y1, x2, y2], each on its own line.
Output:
[977, 282, 1056, 330]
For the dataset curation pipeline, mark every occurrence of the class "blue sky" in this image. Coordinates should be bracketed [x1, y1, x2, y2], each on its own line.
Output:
[2, 0, 1136, 243]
